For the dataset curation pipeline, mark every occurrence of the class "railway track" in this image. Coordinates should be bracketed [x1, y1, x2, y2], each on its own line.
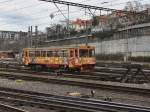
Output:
[0, 87, 150, 112]
[0, 65, 150, 84]
[0, 61, 150, 83]
[0, 67, 122, 82]
[0, 70, 150, 96]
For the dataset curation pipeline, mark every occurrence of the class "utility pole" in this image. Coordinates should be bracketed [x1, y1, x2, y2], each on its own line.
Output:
[30, 26, 33, 48]
[124, 29, 129, 62]
[67, 5, 70, 38]
[28, 26, 33, 48]
[35, 26, 38, 48]
[28, 26, 30, 48]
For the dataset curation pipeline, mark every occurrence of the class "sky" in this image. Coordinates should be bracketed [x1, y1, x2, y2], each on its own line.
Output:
[0, 0, 149, 32]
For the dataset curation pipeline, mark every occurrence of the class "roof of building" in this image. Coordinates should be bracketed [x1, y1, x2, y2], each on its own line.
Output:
[71, 19, 92, 26]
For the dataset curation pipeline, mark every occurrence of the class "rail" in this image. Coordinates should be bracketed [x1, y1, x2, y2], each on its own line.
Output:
[0, 87, 150, 112]
[0, 103, 28, 112]
[0, 71, 150, 96]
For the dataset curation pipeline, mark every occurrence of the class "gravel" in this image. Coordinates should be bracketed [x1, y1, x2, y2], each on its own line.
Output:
[0, 77, 149, 107]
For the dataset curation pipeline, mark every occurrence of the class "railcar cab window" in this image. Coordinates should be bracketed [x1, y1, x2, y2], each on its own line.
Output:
[80, 49, 88, 57]
[89, 49, 95, 57]
[80, 49, 95, 57]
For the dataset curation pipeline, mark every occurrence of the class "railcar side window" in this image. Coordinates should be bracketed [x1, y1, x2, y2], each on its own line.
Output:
[35, 51, 40, 57]
[47, 51, 53, 57]
[54, 51, 59, 57]
[58, 51, 63, 57]
[41, 51, 46, 57]
[63, 50, 68, 57]
[29, 51, 35, 57]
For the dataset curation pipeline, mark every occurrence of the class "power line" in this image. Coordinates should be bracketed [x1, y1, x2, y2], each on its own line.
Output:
[39, 0, 125, 12]
[0, 1, 46, 12]
[0, 0, 145, 18]
[0, 0, 95, 24]
[0, 0, 145, 31]
[0, 0, 93, 13]
[0, 9, 81, 27]
[0, 0, 95, 22]
[0, 0, 14, 4]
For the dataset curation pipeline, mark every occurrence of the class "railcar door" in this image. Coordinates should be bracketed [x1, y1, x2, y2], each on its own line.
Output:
[68, 49, 75, 67]
[23, 50, 29, 65]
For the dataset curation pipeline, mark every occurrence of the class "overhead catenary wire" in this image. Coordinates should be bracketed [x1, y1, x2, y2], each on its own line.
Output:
[0, 0, 14, 4]
[0, 0, 145, 16]
[0, 9, 82, 28]
[0, 0, 95, 23]
[0, 0, 136, 18]
[0, 0, 147, 31]
[0, 0, 96, 26]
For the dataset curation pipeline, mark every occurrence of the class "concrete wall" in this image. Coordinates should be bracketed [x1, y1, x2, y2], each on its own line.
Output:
[42, 35, 150, 57]
[89, 35, 150, 57]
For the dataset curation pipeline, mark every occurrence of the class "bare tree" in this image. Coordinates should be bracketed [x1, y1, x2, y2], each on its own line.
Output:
[143, 4, 150, 10]
[124, 1, 143, 12]
[124, 1, 134, 11]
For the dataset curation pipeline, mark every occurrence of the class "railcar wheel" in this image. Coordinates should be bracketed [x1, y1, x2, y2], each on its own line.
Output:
[30, 65, 36, 71]
[76, 69, 81, 74]
[32, 65, 42, 72]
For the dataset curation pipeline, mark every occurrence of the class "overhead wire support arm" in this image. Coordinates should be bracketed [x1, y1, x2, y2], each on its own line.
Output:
[88, 8, 95, 17]
[39, 0, 117, 12]
[39, 0, 137, 14]
[53, 2, 68, 20]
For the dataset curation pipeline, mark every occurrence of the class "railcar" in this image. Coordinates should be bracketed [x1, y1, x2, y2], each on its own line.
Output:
[22, 45, 96, 72]
[0, 51, 15, 60]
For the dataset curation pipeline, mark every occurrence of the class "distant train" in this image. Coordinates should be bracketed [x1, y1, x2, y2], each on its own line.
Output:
[0, 51, 15, 60]
[22, 45, 96, 72]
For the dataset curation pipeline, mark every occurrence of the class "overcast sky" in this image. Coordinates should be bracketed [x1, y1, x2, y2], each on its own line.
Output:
[0, 0, 149, 32]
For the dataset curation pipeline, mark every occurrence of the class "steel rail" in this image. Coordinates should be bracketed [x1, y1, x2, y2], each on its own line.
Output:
[0, 71, 150, 95]
[0, 90, 121, 112]
[0, 68, 122, 81]
[0, 103, 28, 112]
[0, 87, 150, 112]
[0, 97, 99, 112]
[1, 66, 150, 83]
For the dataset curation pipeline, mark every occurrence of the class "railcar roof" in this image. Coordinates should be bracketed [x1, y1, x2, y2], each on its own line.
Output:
[23, 45, 95, 51]
[0, 50, 14, 53]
